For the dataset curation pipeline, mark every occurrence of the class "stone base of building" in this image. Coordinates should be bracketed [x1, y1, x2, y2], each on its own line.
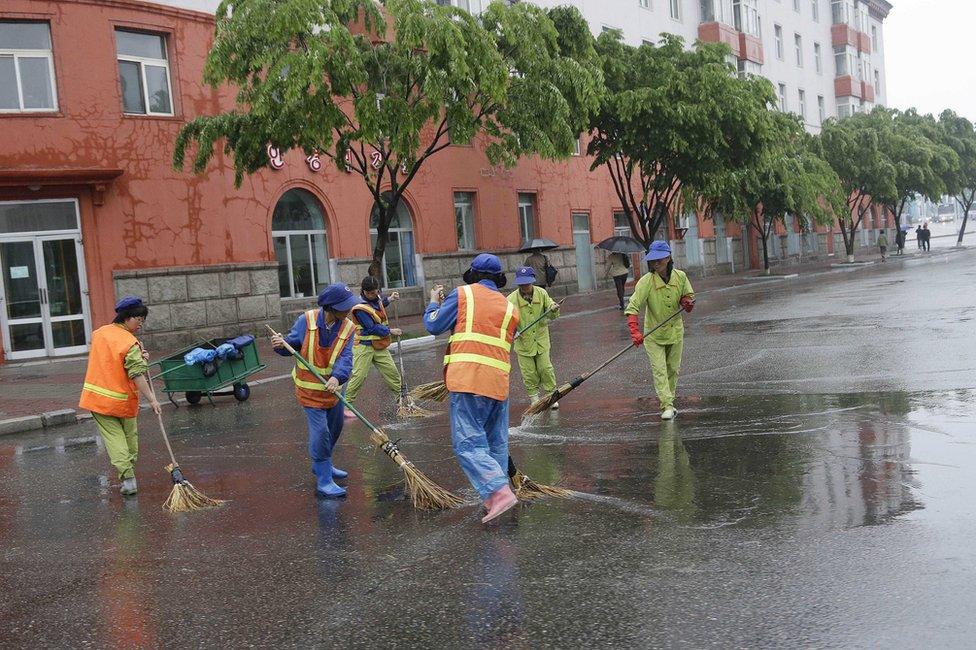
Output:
[113, 262, 281, 353]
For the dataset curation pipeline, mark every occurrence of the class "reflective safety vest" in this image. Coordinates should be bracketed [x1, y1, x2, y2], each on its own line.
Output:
[292, 309, 356, 408]
[350, 301, 392, 350]
[444, 283, 519, 401]
[78, 324, 140, 418]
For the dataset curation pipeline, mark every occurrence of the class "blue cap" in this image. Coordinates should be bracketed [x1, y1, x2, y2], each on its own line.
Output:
[114, 296, 144, 312]
[470, 253, 502, 274]
[643, 240, 672, 261]
[515, 266, 536, 285]
[317, 283, 359, 311]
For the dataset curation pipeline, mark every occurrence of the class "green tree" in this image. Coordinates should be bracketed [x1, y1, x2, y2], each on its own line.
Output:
[174, 0, 602, 278]
[711, 112, 845, 271]
[819, 112, 897, 262]
[587, 33, 775, 248]
[939, 110, 976, 244]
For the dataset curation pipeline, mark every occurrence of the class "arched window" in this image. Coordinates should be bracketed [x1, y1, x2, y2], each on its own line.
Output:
[369, 193, 416, 288]
[272, 189, 332, 299]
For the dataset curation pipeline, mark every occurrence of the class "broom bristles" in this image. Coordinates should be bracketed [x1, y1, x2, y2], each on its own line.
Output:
[410, 381, 449, 402]
[402, 462, 466, 510]
[163, 481, 226, 513]
[523, 385, 568, 416]
[396, 396, 437, 419]
[512, 471, 574, 500]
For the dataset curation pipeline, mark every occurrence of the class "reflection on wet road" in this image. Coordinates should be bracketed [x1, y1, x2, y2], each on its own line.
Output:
[2, 252, 975, 646]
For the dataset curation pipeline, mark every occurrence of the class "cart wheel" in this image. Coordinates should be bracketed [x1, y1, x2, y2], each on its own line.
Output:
[185, 391, 202, 405]
[233, 383, 250, 402]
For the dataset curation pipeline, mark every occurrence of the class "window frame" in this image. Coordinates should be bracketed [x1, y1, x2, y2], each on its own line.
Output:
[669, 0, 682, 21]
[812, 0, 820, 22]
[817, 94, 826, 123]
[271, 189, 332, 299]
[0, 21, 58, 113]
[778, 83, 787, 112]
[454, 191, 477, 251]
[774, 24, 784, 60]
[639, 0, 651, 9]
[369, 194, 417, 289]
[114, 29, 174, 117]
[814, 42, 822, 74]
[517, 192, 537, 244]
[794, 33, 803, 67]
[797, 88, 806, 120]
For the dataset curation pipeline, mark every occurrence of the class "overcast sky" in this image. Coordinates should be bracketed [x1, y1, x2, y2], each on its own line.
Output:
[884, 0, 976, 121]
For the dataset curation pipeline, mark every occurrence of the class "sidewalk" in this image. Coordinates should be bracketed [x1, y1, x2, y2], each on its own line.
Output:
[0, 243, 968, 436]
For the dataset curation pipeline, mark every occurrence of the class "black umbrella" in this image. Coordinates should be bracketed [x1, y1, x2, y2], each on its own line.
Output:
[595, 235, 646, 253]
[519, 238, 558, 252]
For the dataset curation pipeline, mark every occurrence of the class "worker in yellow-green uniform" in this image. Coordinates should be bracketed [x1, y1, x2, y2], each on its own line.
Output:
[625, 241, 695, 421]
[344, 276, 403, 415]
[507, 266, 560, 407]
[78, 296, 161, 496]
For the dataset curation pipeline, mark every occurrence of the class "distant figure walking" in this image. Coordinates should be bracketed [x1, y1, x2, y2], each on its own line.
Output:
[895, 228, 906, 255]
[921, 223, 931, 251]
[524, 250, 549, 288]
[606, 252, 631, 310]
[916, 225, 923, 249]
[877, 230, 888, 262]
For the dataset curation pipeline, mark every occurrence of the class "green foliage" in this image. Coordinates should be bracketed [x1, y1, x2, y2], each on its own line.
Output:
[173, 0, 603, 274]
[938, 110, 976, 243]
[588, 33, 776, 245]
[711, 111, 845, 269]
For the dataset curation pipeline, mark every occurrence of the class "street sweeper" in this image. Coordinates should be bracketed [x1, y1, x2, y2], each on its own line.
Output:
[271, 283, 357, 497]
[424, 253, 521, 523]
[78, 296, 162, 496]
[507, 266, 560, 407]
[344, 276, 403, 416]
[624, 240, 695, 421]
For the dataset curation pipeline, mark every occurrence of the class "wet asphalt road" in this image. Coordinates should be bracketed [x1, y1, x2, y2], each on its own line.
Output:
[2, 250, 975, 648]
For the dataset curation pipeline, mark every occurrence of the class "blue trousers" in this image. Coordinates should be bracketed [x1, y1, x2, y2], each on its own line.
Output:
[304, 404, 345, 462]
[449, 392, 509, 500]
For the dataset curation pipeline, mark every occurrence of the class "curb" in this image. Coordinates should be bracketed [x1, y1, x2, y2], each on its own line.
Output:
[0, 409, 80, 438]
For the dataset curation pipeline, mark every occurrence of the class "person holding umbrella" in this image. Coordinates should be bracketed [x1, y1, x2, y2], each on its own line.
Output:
[625, 241, 695, 421]
[508, 266, 560, 406]
[520, 238, 558, 288]
[596, 235, 644, 310]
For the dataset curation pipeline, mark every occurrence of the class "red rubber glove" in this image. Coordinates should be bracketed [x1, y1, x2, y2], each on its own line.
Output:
[680, 295, 695, 313]
[626, 314, 644, 346]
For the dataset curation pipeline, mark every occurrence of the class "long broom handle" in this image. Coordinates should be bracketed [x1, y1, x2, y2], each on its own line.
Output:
[265, 325, 384, 437]
[565, 308, 684, 390]
[145, 372, 180, 468]
[391, 301, 408, 392]
[513, 297, 565, 341]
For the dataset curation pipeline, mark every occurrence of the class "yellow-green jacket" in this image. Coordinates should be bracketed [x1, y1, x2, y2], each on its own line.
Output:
[507, 286, 559, 357]
[624, 268, 694, 345]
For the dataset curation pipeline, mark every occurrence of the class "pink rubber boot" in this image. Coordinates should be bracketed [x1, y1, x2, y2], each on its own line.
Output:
[481, 484, 518, 524]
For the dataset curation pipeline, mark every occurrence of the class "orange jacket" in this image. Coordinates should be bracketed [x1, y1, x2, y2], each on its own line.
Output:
[292, 310, 356, 408]
[79, 324, 140, 418]
[444, 283, 519, 401]
[350, 301, 392, 350]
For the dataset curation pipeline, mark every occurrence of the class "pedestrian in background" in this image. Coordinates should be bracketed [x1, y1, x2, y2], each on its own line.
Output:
[916, 224, 923, 249]
[922, 223, 931, 251]
[508, 267, 560, 407]
[345, 276, 403, 415]
[523, 250, 549, 288]
[78, 296, 161, 497]
[606, 252, 631, 310]
[877, 230, 888, 262]
[625, 241, 695, 421]
[895, 228, 906, 255]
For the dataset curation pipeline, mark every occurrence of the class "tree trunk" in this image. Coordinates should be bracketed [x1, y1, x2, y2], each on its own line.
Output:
[957, 193, 974, 245]
[369, 202, 394, 281]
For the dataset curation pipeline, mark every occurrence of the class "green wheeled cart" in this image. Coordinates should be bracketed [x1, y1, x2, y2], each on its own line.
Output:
[152, 338, 267, 406]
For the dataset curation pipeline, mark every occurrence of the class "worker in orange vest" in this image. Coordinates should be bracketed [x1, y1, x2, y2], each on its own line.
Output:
[78, 296, 161, 497]
[344, 275, 403, 415]
[271, 284, 358, 497]
[424, 254, 520, 523]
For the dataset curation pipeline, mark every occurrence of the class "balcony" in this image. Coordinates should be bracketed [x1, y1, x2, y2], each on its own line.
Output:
[857, 30, 872, 54]
[835, 75, 863, 99]
[738, 32, 764, 64]
[698, 22, 741, 57]
[831, 23, 858, 48]
[861, 81, 875, 103]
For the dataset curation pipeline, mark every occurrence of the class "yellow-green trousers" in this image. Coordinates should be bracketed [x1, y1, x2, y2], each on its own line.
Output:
[516, 351, 556, 396]
[644, 337, 683, 411]
[92, 413, 138, 480]
[346, 344, 402, 403]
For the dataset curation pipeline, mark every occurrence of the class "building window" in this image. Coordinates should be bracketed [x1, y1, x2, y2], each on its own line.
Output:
[435, 0, 471, 9]
[871, 25, 879, 50]
[737, 59, 762, 78]
[115, 30, 173, 116]
[798, 88, 806, 120]
[793, 0, 801, 11]
[837, 99, 856, 119]
[794, 33, 803, 67]
[778, 83, 787, 111]
[517, 193, 537, 244]
[0, 21, 58, 112]
[370, 193, 417, 288]
[454, 192, 476, 251]
[774, 24, 784, 60]
[639, 0, 650, 8]
[572, 137, 581, 156]
[733, 0, 760, 37]
[874, 69, 880, 94]
[272, 189, 332, 299]
[814, 42, 822, 74]
[817, 95, 826, 122]
[831, 0, 855, 26]
[834, 45, 856, 77]
[700, 0, 734, 24]
[670, 0, 681, 20]
[812, 0, 820, 21]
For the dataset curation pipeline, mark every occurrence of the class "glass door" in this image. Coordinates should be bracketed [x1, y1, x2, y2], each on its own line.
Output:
[0, 236, 89, 359]
[572, 213, 596, 292]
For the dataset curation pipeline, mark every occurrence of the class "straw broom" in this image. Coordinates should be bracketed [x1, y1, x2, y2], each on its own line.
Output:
[390, 301, 435, 418]
[524, 308, 684, 416]
[409, 298, 565, 403]
[146, 376, 226, 513]
[266, 325, 464, 510]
